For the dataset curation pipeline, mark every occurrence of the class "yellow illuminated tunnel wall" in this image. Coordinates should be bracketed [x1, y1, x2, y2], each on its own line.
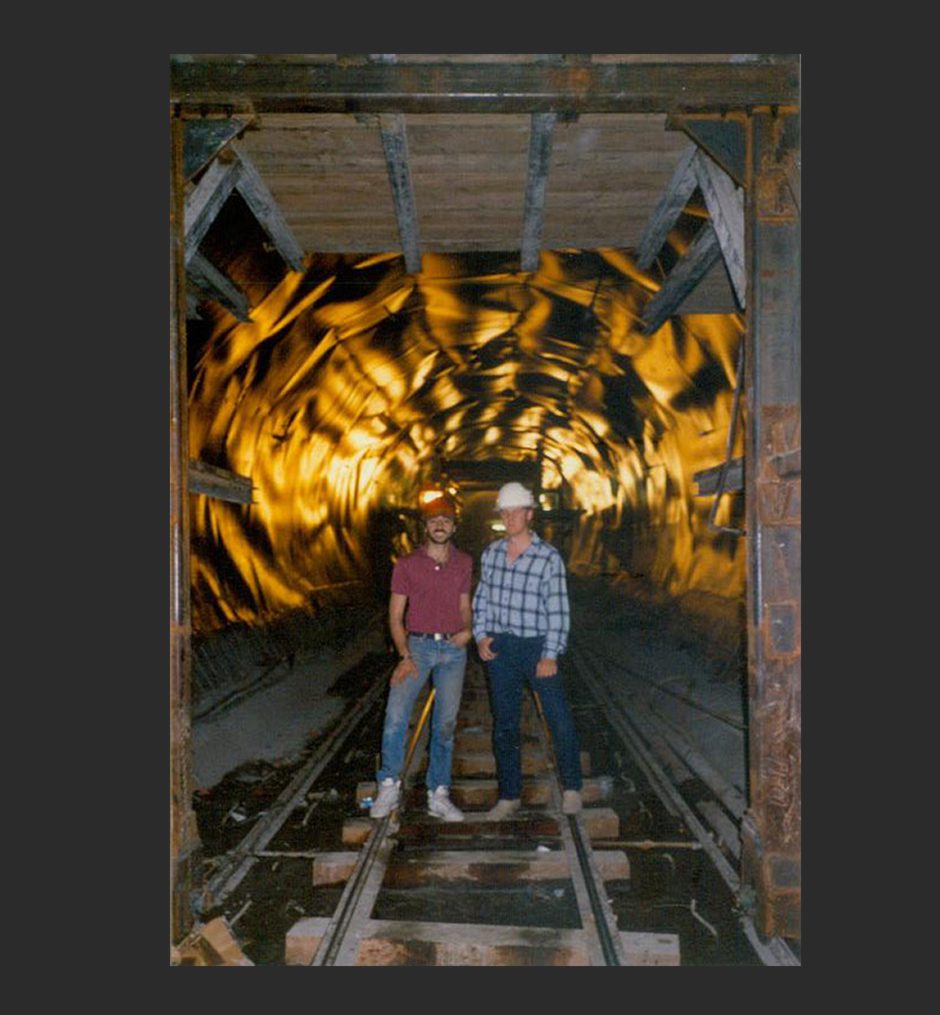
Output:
[188, 250, 745, 635]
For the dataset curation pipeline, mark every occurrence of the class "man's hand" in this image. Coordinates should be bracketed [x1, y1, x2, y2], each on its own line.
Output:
[390, 656, 418, 686]
[449, 628, 472, 649]
[477, 636, 497, 661]
[535, 657, 558, 678]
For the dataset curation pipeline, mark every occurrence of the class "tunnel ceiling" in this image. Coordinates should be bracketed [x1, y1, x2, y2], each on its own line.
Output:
[173, 55, 799, 632]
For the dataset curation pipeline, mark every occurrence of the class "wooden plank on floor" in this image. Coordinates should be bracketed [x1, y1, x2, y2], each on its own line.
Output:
[342, 807, 620, 845]
[288, 917, 674, 966]
[619, 931, 681, 966]
[356, 919, 593, 966]
[389, 848, 630, 886]
[285, 917, 332, 965]
[312, 847, 630, 886]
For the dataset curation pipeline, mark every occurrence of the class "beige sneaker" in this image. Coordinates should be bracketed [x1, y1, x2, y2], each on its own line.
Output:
[427, 786, 465, 822]
[369, 778, 400, 818]
[562, 789, 582, 815]
[485, 798, 521, 821]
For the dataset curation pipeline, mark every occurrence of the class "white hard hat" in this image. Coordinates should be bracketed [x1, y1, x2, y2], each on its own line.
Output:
[496, 482, 535, 510]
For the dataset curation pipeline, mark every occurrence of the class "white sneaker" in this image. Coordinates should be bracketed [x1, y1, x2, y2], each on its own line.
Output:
[369, 778, 400, 818]
[562, 789, 582, 815]
[485, 798, 521, 821]
[427, 786, 465, 822]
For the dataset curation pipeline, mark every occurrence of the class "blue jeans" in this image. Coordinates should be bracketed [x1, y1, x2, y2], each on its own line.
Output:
[377, 635, 467, 792]
[484, 633, 582, 799]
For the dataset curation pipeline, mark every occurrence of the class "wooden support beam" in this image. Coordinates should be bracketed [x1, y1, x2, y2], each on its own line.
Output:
[186, 290, 203, 321]
[641, 224, 722, 335]
[740, 108, 801, 941]
[188, 459, 254, 504]
[171, 58, 800, 115]
[170, 112, 201, 947]
[183, 156, 241, 264]
[378, 114, 422, 274]
[231, 145, 305, 271]
[520, 112, 556, 272]
[186, 252, 251, 322]
[634, 143, 698, 270]
[669, 114, 746, 185]
[693, 456, 744, 495]
[693, 149, 746, 307]
[183, 118, 247, 182]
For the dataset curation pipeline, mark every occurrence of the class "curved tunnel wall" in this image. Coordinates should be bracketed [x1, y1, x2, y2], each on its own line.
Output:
[188, 249, 745, 650]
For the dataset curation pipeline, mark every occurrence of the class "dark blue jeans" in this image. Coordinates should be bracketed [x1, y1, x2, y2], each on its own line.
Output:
[484, 633, 582, 799]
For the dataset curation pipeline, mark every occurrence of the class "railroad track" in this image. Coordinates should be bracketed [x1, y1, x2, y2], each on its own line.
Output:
[186, 639, 798, 966]
[568, 638, 800, 967]
[296, 661, 665, 966]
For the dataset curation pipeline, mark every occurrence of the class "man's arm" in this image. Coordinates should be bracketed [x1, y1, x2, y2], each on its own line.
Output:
[389, 592, 417, 685]
[450, 592, 473, 648]
[536, 552, 570, 676]
[472, 552, 497, 660]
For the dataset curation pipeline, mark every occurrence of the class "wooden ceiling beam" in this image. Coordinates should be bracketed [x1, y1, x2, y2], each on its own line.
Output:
[186, 252, 251, 322]
[378, 114, 422, 274]
[520, 112, 556, 273]
[693, 150, 745, 307]
[634, 143, 698, 270]
[189, 459, 254, 504]
[641, 224, 722, 335]
[170, 58, 799, 116]
[184, 157, 241, 263]
[231, 145, 305, 270]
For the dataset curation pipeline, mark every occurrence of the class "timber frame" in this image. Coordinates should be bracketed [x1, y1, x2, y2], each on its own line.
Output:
[169, 55, 801, 947]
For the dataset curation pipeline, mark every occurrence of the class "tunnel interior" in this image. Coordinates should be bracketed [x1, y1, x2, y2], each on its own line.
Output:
[170, 56, 802, 961]
[188, 194, 747, 680]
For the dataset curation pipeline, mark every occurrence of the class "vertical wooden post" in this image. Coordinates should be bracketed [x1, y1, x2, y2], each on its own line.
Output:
[740, 106, 801, 940]
[170, 110, 202, 943]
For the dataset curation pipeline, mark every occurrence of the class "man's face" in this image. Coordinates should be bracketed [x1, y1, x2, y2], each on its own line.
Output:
[500, 506, 531, 537]
[425, 514, 455, 543]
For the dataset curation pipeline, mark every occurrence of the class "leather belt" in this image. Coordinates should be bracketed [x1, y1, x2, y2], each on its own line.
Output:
[409, 631, 453, 641]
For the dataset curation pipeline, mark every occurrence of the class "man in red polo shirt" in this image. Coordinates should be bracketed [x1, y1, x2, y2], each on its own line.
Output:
[370, 492, 473, 821]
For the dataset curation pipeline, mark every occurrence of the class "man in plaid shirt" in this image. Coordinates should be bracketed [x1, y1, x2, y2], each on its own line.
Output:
[472, 482, 583, 818]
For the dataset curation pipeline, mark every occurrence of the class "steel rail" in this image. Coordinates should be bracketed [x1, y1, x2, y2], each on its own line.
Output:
[579, 640, 745, 731]
[531, 690, 625, 966]
[570, 648, 799, 966]
[203, 662, 391, 909]
[311, 688, 436, 966]
[576, 641, 746, 821]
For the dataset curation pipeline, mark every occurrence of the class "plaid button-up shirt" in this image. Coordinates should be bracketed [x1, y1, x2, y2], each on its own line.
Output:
[472, 532, 570, 659]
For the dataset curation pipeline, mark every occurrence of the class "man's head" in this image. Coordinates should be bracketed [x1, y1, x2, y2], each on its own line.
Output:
[421, 493, 458, 543]
[495, 482, 535, 536]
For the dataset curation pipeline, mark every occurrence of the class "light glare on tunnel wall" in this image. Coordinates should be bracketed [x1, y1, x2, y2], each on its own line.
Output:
[187, 251, 746, 634]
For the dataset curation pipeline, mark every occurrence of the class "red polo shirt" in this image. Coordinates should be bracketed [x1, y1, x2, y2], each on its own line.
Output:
[391, 545, 472, 634]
